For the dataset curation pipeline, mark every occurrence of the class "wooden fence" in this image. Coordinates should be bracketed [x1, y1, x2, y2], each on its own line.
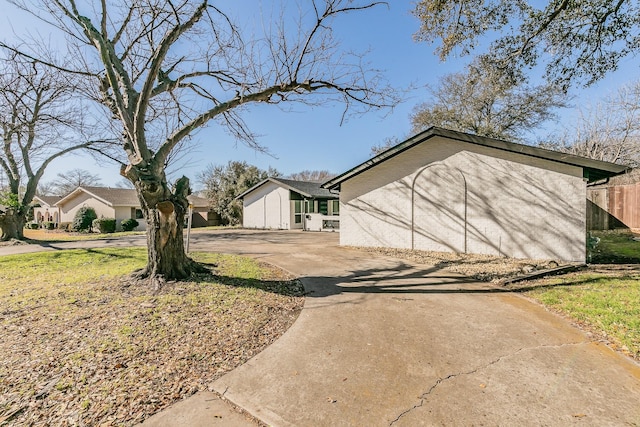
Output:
[587, 183, 640, 230]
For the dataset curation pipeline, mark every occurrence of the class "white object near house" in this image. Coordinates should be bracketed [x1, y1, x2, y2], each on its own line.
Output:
[322, 127, 628, 263]
[32, 186, 211, 231]
[236, 178, 339, 231]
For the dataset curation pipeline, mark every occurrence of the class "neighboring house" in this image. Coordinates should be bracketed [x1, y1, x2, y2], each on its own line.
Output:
[236, 178, 340, 231]
[322, 127, 628, 263]
[33, 186, 212, 231]
[32, 195, 63, 223]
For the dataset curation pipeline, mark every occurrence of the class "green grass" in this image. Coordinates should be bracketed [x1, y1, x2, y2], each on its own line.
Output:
[525, 273, 640, 359]
[23, 228, 145, 242]
[589, 230, 640, 263]
[0, 248, 304, 426]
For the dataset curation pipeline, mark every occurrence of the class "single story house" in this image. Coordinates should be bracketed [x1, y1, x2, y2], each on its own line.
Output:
[236, 177, 340, 231]
[322, 127, 628, 263]
[32, 195, 63, 223]
[33, 186, 211, 231]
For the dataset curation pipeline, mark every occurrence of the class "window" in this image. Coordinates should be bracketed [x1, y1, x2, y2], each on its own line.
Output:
[331, 200, 339, 215]
[319, 200, 328, 215]
[305, 200, 316, 213]
[135, 209, 144, 219]
[294, 200, 303, 224]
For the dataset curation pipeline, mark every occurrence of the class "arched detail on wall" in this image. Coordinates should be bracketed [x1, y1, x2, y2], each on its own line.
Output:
[263, 191, 283, 229]
[411, 162, 468, 252]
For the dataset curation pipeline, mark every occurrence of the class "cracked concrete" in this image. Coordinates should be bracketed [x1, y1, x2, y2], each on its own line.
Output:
[203, 230, 640, 426]
[389, 342, 592, 426]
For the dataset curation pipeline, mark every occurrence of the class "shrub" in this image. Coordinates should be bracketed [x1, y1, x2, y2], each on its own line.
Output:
[42, 222, 56, 230]
[73, 207, 97, 232]
[92, 218, 116, 234]
[121, 218, 139, 232]
[27, 222, 39, 229]
[58, 222, 72, 231]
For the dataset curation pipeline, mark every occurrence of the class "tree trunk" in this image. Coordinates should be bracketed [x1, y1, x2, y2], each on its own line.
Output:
[127, 169, 202, 287]
[0, 209, 26, 241]
[143, 196, 191, 280]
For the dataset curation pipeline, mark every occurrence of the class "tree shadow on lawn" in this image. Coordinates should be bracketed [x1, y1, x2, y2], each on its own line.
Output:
[188, 264, 305, 297]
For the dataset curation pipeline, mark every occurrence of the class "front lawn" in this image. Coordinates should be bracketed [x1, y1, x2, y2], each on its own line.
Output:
[523, 229, 640, 360]
[0, 249, 304, 425]
[22, 228, 145, 242]
[523, 268, 640, 360]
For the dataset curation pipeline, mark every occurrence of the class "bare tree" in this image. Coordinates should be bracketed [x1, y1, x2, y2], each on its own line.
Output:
[411, 58, 568, 142]
[3, 1, 397, 283]
[115, 178, 135, 189]
[542, 81, 640, 167]
[0, 51, 97, 240]
[48, 168, 103, 196]
[287, 170, 336, 182]
[370, 136, 401, 156]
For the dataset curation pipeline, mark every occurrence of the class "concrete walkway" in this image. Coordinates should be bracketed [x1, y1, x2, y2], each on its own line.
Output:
[4, 230, 640, 425]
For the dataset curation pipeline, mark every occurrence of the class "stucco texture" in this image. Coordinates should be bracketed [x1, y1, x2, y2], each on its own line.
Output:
[340, 137, 586, 262]
[242, 182, 294, 230]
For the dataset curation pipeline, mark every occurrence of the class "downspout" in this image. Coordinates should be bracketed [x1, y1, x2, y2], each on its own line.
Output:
[303, 197, 307, 231]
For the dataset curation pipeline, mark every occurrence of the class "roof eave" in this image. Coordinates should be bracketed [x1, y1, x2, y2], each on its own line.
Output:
[322, 127, 630, 188]
[235, 177, 315, 200]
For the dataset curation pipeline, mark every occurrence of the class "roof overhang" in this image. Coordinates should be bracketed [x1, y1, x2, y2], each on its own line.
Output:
[235, 177, 315, 200]
[54, 187, 113, 207]
[322, 127, 629, 190]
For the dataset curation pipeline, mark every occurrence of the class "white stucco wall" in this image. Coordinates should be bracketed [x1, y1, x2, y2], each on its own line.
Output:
[242, 182, 292, 229]
[340, 137, 587, 262]
[59, 192, 116, 224]
[113, 206, 146, 231]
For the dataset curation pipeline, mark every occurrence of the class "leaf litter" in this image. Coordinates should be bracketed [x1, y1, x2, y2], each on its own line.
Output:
[0, 254, 304, 426]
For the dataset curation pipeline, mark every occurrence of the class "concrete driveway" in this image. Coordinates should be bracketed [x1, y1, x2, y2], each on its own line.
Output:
[192, 230, 640, 426]
[5, 229, 640, 425]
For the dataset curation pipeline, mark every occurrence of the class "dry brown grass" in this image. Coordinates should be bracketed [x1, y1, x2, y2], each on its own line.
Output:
[0, 249, 304, 426]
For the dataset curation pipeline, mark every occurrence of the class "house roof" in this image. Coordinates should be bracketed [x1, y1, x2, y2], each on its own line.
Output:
[54, 186, 209, 208]
[33, 195, 63, 207]
[322, 127, 630, 190]
[186, 194, 210, 207]
[236, 177, 338, 200]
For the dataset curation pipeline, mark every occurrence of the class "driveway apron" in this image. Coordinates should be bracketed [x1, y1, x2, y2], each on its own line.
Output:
[195, 230, 640, 426]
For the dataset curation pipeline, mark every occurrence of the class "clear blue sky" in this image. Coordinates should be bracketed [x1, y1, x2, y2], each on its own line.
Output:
[1, 1, 638, 191]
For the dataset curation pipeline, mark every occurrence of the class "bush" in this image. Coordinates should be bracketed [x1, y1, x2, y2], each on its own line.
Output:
[92, 218, 116, 234]
[121, 218, 139, 232]
[73, 207, 98, 232]
[42, 222, 56, 230]
[27, 222, 39, 229]
[58, 222, 72, 231]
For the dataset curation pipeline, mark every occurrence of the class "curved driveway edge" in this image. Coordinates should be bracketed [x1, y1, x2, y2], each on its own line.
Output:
[201, 230, 640, 426]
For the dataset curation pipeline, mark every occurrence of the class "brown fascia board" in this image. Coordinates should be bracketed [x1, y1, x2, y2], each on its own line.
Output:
[322, 127, 629, 189]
